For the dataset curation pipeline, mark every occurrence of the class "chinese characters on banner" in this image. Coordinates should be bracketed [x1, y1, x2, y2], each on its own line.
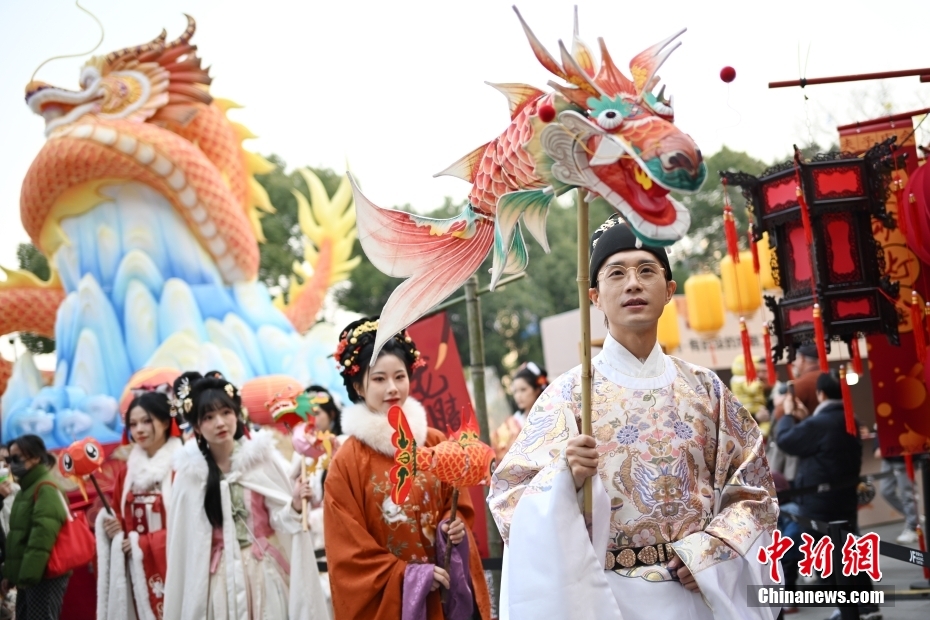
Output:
[838, 116, 930, 456]
[407, 311, 490, 557]
[757, 530, 882, 582]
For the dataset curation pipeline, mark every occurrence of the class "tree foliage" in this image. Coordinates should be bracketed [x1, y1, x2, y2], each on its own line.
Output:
[15, 243, 56, 354]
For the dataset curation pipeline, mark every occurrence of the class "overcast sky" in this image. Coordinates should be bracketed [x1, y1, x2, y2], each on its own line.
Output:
[1, 0, 928, 271]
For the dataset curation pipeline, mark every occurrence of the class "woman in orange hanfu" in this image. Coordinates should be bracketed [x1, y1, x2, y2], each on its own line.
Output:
[323, 317, 490, 620]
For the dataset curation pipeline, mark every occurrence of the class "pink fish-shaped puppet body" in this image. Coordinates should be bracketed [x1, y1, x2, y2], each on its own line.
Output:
[350, 7, 706, 361]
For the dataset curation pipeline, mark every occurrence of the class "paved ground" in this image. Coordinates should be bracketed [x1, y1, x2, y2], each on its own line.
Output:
[787, 521, 930, 620]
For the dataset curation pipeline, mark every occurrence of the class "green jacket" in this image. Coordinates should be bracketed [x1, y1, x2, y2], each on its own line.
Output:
[4, 464, 66, 587]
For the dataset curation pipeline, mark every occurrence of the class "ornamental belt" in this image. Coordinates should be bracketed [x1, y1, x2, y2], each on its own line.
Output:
[605, 543, 677, 570]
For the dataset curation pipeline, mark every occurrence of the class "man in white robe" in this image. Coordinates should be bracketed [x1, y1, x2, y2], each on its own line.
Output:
[488, 216, 780, 620]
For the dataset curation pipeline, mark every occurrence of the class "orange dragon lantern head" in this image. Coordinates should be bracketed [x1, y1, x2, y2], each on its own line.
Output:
[58, 436, 105, 478]
[518, 8, 707, 245]
[25, 15, 210, 135]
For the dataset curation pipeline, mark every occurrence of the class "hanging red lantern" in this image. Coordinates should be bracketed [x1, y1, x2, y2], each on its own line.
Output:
[902, 163, 930, 264]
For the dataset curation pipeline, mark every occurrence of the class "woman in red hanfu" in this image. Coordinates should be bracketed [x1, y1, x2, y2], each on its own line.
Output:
[97, 389, 182, 620]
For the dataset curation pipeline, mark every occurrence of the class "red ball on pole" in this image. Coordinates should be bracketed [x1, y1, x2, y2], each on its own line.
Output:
[720, 66, 736, 83]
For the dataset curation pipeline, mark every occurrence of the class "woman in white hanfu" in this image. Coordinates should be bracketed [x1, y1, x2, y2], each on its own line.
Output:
[163, 372, 328, 620]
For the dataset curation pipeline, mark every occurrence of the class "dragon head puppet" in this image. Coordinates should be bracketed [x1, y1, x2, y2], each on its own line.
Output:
[520, 9, 707, 244]
[349, 7, 706, 363]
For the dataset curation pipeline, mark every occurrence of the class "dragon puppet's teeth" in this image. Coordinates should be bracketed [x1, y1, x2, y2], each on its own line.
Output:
[71, 125, 93, 139]
[589, 137, 625, 166]
[115, 134, 137, 155]
[134, 143, 155, 165]
[167, 169, 186, 190]
[91, 126, 118, 146]
[178, 187, 196, 208]
[151, 154, 173, 177]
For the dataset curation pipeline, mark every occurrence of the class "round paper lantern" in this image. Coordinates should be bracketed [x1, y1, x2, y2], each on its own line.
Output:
[721, 251, 762, 317]
[119, 367, 181, 415]
[240, 375, 304, 426]
[657, 299, 681, 353]
[684, 274, 725, 338]
[757, 232, 779, 291]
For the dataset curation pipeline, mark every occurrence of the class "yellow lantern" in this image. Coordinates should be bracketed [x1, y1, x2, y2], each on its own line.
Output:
[657, 299, 680, 353]
[684, 274, 725, 338]
[721, 251, 762, 317]
[757, 232, 779, 291]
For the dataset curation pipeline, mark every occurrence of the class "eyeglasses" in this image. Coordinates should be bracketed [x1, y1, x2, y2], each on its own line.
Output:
[598, 263, 666, 286]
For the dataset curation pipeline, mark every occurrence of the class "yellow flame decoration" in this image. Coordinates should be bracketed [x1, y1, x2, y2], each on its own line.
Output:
[273, 168, 361, 310]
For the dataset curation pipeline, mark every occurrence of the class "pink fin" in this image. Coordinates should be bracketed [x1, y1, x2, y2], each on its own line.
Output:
[349, 174, 494, 362]
[629, 29, 686, 93]
[485, 83, 545, 121]
[513, 6, 567, 82]
[434, 142, 490, 182]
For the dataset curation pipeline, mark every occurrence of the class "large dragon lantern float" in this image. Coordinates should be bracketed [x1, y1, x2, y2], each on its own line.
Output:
[0, 16, 358, 448]
[350, 8, 708, 359]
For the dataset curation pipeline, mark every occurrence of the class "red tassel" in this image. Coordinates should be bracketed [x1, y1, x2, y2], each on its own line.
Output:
[749, 225, 760, 274]
[762, 324, 777, 385]
[911, 291, 926, 358]
[839, 365, 856, 436]
[740, 319, 757, 383]
[850, 337, 863, 376]
[812, 304, 829, 373]
[796, 184, 815, 248]
[723, 206, 740, 262]
[895, 175, 908, 236]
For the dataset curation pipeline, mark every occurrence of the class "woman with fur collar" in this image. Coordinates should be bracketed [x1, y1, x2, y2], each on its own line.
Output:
[323, 318, 490, 620]
[163, 372, 328, 620]
[97, 390, 182, 620]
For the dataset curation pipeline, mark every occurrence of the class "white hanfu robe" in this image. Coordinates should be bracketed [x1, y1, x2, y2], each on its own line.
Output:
[163, 430, 329, 620]
[489, 334, 780, 620]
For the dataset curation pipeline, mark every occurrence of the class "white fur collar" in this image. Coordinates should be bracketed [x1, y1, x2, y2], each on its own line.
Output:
[172, 429, 277, 480]
[341, 398, 428, 456]
[125, 437, 181, 493]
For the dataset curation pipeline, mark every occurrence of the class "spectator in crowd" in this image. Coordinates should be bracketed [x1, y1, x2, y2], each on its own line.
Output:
[873, 436, 919, 544]
[3, 435, 69, 620]
[492, 362, 548, 462]
[776, 371, 881, 620]
[769, 344, 821, 481]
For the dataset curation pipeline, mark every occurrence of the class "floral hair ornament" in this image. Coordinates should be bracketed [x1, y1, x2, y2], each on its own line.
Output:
[224, 382, 236, 399]
[335, 318, 426, 376]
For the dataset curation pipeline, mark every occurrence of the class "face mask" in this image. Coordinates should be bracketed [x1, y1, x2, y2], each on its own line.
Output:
[10, 461, 29, 480]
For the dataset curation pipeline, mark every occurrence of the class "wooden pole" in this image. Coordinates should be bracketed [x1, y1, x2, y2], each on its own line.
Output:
[89, 473, 114, 516]
[463, 274, 503, 604]
[301, 457, 309, 532]
[441, 488, 461, 604]
[576, 189, 593, 518]
[769, 67, 930, 89]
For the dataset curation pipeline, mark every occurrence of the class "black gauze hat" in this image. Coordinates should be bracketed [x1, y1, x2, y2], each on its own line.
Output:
[589, 215, 672, 287]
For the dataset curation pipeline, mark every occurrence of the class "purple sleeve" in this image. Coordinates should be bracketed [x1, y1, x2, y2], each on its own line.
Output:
[402, 563, 433, 620]
[435, 518, 475, 620]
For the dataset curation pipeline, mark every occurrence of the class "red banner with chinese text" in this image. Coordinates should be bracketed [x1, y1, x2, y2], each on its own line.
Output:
[839, 116, 930, 456]
[408, 312, 491, 557]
